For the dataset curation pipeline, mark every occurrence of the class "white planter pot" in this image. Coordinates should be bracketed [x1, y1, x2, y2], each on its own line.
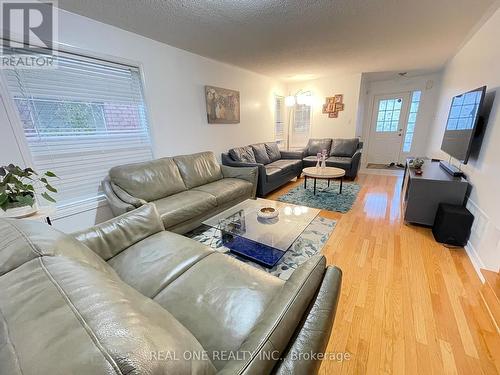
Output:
[1, 203, 39, 218]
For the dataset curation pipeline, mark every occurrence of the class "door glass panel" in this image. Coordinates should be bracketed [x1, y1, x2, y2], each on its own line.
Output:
[375, 98, 403, 132]
[402, 91, 422, 152]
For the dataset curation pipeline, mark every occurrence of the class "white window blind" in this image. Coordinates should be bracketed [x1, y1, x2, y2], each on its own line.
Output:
[274, 95, 285, 148]
[3, 49, 153, 208]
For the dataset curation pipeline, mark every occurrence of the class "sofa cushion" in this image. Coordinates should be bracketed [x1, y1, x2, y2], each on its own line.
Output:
[174, 152, 223, 189]
[330, 138, 359, 157]
[302, 155, 319, 167]
[0, 219, 216, 374]
[250, 143, 271, 164]
[192, 178, 253, 205]
[306, 138, 333, 156]
[326, 156, 352, 170]
[229, 146, 257, 163]
[0, 219, 115, 277]
[73, 204, 164, 261]
[267, 159, 302, 173]
[265, 142, 281, 162]
[153, 190, 217, 228]
[108, 231, 213, 298]
[265, 166, 284, 183]
[109, 157, 186, 202]
[153, 252, 284, 370]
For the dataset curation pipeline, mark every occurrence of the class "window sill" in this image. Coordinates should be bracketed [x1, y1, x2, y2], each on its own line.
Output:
[53, 197, 108, 220]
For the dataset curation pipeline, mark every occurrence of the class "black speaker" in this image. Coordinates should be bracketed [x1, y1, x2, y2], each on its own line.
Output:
[432, 203, 474, 246]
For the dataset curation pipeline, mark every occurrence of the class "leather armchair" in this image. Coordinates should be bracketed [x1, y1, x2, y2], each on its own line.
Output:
[0, 205, 342, 374]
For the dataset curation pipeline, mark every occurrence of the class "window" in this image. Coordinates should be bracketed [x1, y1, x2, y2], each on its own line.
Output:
[291, 103, 311, 147]
[2, 49, 153, 208]
[402, 91, 422, 152]
[294, 104, 311, 132]
[376, 98, 402, 132]
[274, 95, 285, 148]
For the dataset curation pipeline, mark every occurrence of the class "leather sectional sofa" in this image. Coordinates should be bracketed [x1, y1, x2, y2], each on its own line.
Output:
[102, 151, 257, 234]
[222, 139, 363, 197]
[0, 204, 342, 374]
[301, 138, 363, 179]
[221, 142, 303, 196]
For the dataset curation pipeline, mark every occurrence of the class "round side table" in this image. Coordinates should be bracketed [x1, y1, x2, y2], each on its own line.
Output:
[303, 167, 346, 195]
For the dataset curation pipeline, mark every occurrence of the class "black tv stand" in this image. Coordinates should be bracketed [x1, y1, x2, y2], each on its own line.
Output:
[439, 161, 464, 177]
[402, 159, 469, 226]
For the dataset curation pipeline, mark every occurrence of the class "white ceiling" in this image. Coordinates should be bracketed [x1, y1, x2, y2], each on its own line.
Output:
[58, 0, 499, 81]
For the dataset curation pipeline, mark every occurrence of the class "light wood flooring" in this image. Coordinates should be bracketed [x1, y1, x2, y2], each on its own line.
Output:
[267, 173, 500, 375]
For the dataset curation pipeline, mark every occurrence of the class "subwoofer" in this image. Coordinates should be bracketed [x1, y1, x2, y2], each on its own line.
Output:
[432, 203, 474, 247]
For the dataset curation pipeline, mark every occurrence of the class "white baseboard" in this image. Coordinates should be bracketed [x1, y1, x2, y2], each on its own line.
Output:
[465, 241, 486, 283]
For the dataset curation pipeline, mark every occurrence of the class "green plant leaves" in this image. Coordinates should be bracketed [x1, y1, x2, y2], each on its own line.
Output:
[16, 194, 34, 207]
[1, 164, 58, 206]
[45, 184, 57, 193]
[0, 193, 8, 207]
[41, 192, 56, 203]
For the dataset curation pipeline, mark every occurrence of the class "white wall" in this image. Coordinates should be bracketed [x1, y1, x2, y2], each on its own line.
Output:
[287, 73, 363, 142]
[0, 9, 285, 231]
[426, 8, 500, 272]
[358, 72, 442, 167]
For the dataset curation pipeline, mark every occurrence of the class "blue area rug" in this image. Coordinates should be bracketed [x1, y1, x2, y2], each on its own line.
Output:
[186, 216, 336, 280]
[278, 179, 360, 213]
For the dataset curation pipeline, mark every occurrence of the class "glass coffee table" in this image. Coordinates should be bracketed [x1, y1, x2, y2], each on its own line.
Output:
[203, 198, 320, 268]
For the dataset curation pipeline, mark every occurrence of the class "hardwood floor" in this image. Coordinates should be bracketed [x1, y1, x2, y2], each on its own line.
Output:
[267, 173, 500, 375]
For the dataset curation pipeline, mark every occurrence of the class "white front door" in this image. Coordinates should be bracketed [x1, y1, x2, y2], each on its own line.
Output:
[367, 93, 411, 164]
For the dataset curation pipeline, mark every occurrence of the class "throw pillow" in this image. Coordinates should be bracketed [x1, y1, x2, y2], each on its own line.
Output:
[251, 143, 271, 164]
[265, 142, 281, 162]
[330, 138, 359, 157]
[229, 146, 257, 163]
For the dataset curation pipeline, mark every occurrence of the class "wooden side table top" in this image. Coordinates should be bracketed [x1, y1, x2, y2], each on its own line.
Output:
[303, 166, 345, 178]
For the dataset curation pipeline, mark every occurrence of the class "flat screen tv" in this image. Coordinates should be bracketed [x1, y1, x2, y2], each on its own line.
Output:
[441, 86, 486, 164]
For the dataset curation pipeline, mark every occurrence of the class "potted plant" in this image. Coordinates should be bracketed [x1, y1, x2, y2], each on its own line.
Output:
[410, 158, 425, 175]
[0, 164, 58, 218]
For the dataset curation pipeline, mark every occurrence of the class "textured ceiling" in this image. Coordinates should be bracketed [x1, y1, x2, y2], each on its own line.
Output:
[57, 0, 499, 81]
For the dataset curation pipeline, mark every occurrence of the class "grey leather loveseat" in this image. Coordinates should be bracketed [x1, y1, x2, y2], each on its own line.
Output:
[0, 204, 342, 374]
[222, 142, 303, 196]
[301, 138, 363, 179]
[103, 151, 257, 234]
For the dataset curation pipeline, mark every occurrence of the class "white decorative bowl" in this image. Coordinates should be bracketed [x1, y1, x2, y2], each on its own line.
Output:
[257, 207, 279, 220]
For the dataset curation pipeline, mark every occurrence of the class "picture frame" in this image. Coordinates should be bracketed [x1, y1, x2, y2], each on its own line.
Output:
[205, 85, 240, 124]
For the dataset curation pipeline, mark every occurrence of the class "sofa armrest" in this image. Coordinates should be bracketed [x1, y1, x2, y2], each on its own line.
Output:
[109, 180, 147, 208]
[350, 149, 362, 175]
[273, 266, 342, 375]
[221, 165, 258, 198]
[102, 179, 135, 216]
[280, 150, 304, 160]
[218, 255, 328, 375]
[72, 204, 164, 260]
[222, 153, 266, 178]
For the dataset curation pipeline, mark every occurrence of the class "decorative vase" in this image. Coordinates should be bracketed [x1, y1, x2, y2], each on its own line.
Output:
[321, 149, 327, 169]
[316, 153, 321, 168]
[1, 202, 38, 218]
